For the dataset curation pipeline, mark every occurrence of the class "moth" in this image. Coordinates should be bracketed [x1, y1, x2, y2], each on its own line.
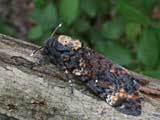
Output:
[31, 24, 160, 116]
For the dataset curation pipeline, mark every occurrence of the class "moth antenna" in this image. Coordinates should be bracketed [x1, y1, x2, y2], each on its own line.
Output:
[50, 23, 63, 38]
[30, 46, 44, 56]
[31, 23, 62, 57]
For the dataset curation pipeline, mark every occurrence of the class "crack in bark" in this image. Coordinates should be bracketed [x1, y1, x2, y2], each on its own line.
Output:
[0, 113, 18, 120]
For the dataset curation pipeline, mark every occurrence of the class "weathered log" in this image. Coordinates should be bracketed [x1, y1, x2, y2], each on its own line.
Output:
[0, 33, 160, 120]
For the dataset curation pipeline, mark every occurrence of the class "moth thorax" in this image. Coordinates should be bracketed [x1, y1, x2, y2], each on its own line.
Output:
[57, 35, 82, 51]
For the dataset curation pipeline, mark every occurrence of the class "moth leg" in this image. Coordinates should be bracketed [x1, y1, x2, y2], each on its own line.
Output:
[68, 79, 74, 94]
[31, 56, 50, 69]
[64, 70, 74, 95]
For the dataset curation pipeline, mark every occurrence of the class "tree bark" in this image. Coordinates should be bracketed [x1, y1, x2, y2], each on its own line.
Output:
[0, 33, 160, 120]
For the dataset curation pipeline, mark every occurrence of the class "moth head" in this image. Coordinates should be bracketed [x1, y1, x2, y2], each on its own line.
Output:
[30, 23, 82, 57]
[30, 23, 62, 56]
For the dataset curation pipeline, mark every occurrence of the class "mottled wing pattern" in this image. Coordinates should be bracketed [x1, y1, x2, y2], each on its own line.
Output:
[82, 49, 142, 116]
[40, 35, 143, 116]
[63, 48, 141, 115]
[60, 46, 142, 116]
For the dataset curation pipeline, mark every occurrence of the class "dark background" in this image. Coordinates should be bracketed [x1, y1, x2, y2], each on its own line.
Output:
[0, 0, 160, 79]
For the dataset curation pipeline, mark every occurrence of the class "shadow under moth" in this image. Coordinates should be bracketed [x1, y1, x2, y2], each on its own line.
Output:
[31, 24, 160, 116]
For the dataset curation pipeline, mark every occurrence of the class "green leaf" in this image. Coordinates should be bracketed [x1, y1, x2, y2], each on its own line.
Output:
[158, 64, 160, 70]
[116, 1, 150, 26]
[101, 20, 124, 40]
[89, 29, 104, 45]
[59, 0, 79, 25]
[121, 0, 158, 13]
[143, 70, 160, 79]
[33, 0, 45, 8]
[30, 4, 57, 31]
[137, 29, 159, 68]
[30, 9, 43, 23]
[80, 0, 97, 17]
[74, 19, 90, 33]
[0, 21, 15, 36]
[41, 4, 57, 31]
[126, 22, 141, 41]
[154, 28, 160, 53]
[143, 0, 158, 13]
[28, 25, 43, 40]
[96, 0, 109, 15]
[96, 41, 132, 66]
